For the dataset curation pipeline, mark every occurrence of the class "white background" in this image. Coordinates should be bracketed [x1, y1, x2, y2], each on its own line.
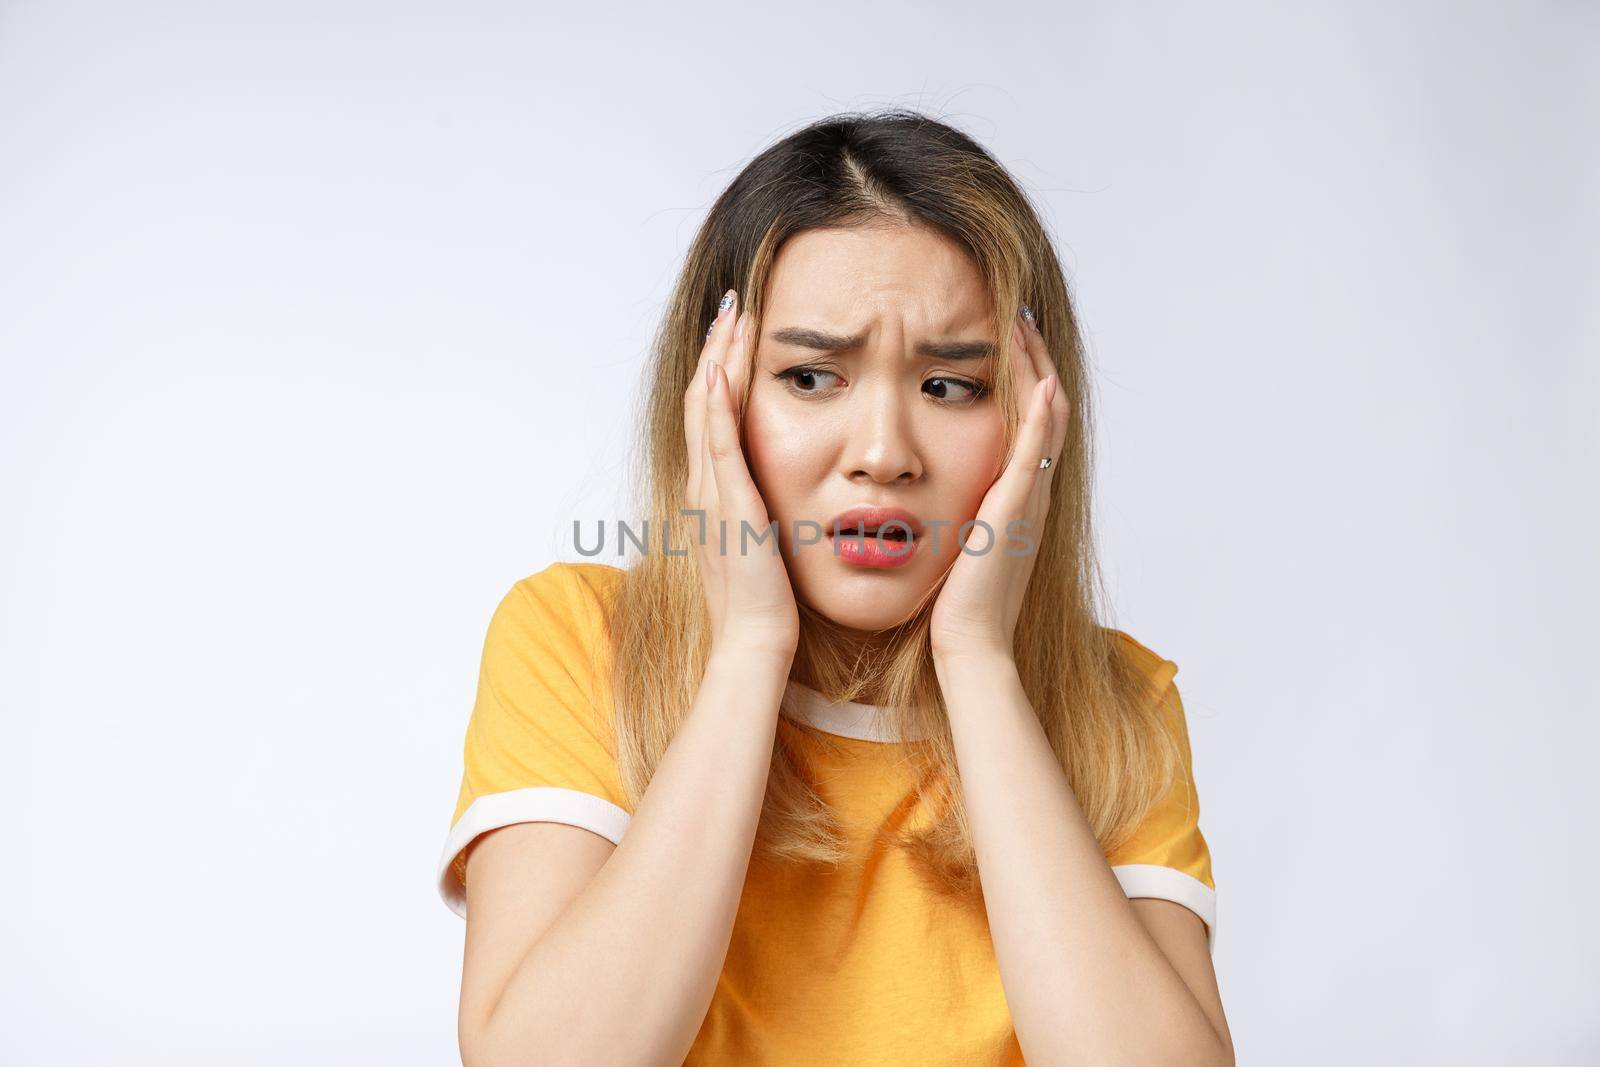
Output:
[3, 2, 1596, 1063]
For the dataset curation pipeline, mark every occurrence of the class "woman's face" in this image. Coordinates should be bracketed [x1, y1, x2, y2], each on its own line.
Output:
[744, 222, 1009, 633]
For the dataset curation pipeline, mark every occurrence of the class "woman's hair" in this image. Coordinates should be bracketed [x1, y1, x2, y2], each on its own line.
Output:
[608, 107, 1183, 899]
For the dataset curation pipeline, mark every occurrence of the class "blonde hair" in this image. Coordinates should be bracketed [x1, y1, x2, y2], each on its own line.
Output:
[608, 108, 1181, 899]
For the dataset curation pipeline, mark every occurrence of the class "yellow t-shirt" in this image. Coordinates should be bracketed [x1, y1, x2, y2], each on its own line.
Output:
[437, 561, 1216, 1065]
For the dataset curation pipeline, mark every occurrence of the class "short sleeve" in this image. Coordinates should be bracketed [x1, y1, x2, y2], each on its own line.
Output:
[1104, 637, 1218, 955]
[435, 562, 633, 918]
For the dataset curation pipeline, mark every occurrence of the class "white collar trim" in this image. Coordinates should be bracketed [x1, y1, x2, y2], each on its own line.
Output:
[782, 680, 927, 743]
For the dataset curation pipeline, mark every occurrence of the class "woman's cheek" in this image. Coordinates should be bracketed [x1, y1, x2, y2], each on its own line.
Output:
[945, 421, 1008, 520]
[743, 399, 811, 516]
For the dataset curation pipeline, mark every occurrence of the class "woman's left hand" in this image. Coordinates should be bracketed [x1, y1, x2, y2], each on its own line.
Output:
[928, 310, 1070, 663]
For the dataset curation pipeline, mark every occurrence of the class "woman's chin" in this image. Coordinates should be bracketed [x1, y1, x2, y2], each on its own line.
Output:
[795, 577, 933, 634]
[815, 606, 908, 634]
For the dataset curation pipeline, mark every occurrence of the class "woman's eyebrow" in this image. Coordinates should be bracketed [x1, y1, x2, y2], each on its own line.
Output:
[768, 326, 994, 361]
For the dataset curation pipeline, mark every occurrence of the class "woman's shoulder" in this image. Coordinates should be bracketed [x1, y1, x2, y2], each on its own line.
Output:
[1100, 627, 1180, 693]
[499, 562, 629, 659]
[510, 560, 628, 607]
[1101, 626, 1172, 669]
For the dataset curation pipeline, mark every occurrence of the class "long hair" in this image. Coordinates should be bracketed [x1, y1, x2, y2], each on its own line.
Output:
[608, 108, 1182, 899]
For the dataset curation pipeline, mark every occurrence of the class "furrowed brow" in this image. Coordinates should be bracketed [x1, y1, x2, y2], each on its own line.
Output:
[767, 327, 866, 353]
[914, 338, 994, 361]
[768, 327, 994, 361]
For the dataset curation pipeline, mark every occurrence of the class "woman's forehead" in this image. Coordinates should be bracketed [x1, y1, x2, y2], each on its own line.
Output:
[764, 227, 992, 332]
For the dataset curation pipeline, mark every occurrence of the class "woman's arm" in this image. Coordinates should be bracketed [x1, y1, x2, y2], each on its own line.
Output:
[459, 642, 793, 1067]
[935, 651, 1235, 1066]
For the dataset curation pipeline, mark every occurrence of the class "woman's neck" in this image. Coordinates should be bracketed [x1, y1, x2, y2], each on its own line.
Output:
[791, 638, 896, 706]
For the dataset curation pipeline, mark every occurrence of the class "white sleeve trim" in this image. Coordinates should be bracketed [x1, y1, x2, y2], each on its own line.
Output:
[437, 786, 632, 919]
[1111, 863, 1218, 957]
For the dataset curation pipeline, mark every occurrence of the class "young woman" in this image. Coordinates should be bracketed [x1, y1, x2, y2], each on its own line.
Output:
[437, 110, 1234, 1065]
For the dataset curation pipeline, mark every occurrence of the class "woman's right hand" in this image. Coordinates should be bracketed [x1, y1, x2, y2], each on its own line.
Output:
[683, 289, 800, 660]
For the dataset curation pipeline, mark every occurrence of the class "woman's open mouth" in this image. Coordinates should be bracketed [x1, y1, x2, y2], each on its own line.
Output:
[827, 525, 920, 569]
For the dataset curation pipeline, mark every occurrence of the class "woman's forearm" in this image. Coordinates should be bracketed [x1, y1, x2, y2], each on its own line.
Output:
[472, 644, 794, 1067]
[935, 651, 1231, 1065]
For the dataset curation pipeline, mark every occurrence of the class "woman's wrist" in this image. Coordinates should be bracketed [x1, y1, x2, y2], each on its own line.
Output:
[932, 640, 1015, 672]
[708, 637, 797, 674]
[932, 646, 1019, 693]
[701, 641, 798, 728]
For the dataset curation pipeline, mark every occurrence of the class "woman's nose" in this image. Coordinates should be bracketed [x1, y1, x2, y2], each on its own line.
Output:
[843, 379, 922, 485]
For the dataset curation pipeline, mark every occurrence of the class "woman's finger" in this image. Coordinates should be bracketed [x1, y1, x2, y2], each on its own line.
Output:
[1014, 312, 1068, 520]
[704, 312, 752, 526]
[685, 289, 739, 494]
[722, 310, 754, 421]
[1016, 309, 1067, 458]
[699, 290, 739, 379]
[1015, 308, 1053, 386]
[1007, 316, 1041, 424]
[705, 360, 765, 533]
[996, 374, 1055, 519]
[698, 356, 719, 540]
[1025, 373, 1061, 523]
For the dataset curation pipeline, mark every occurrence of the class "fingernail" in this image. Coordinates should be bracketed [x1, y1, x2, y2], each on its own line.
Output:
[1045, 373, 1057, 403]
[706, 359, 719, 390]
[707, 290, 736, 338]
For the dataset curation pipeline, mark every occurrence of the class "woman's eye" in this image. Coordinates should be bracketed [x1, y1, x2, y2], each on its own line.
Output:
[923, 377, 990, 404]
[771, 368, 990, 404]
[773, 367, 842, 396]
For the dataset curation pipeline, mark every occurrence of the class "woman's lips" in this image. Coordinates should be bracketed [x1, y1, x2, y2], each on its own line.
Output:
[827, 528, 921, 569]
[827, 504, 925, 540]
